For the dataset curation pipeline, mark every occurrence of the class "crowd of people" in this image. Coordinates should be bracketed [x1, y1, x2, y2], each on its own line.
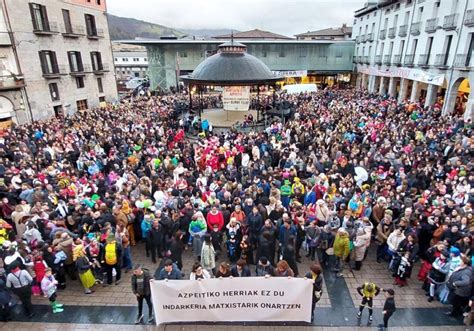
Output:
[0, 87, 472, 329]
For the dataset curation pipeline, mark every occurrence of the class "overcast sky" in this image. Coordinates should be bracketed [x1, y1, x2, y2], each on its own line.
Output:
[106, 0, 365, 36]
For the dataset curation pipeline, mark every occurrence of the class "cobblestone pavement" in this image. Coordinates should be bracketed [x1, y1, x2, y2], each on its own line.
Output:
[0, 322, 468, 331]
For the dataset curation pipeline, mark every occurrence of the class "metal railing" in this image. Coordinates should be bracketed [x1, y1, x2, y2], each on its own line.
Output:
[42, 64, 66, 78]
[375, 55, 382, 64]
[361, 34, 367, 43]
[383, 54, 391, 65]
[404, 54, 414, 66]
[443, 14, 458, 30]
[410, 22, 421, 35]
[93, 63, 110, 72]
[379, 29, 386, 40]
[398, 25, 408, 37]
[388, 27, 396, 38]
[355, 36, 361, 43]
[363, 56, 369, 64]
[392, 54, 402, 66]
[454, 54, 471, 68]
[34, 21, 59, 34]
[464, 9, 474, 26]
[62, 24, 85, 36]
[434, 54, 449, 68]
[425, 18, 438, 33]
[87, 27, 104, 38]
[418, 54, 430, 67]
[366, 32, 374, 42]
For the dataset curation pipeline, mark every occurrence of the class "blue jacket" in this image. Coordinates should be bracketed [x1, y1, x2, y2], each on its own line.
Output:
[279, 224, 297, 246]
[154, 263, 182, 280]
[141, 219, 152, 239]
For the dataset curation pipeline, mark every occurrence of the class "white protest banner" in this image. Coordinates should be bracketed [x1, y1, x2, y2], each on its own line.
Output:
[150, 277, 313, 324]
[356, 65, 445, 86]
[272, 70, 308, 78]
[222, 86, 250, 111]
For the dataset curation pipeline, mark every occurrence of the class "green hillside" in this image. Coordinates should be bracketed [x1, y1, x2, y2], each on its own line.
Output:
[107, 14, 186, 40]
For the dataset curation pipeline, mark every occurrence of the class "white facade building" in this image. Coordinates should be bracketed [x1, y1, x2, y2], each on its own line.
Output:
[352, 0, 474, 119]
[112, 43, 148, 80]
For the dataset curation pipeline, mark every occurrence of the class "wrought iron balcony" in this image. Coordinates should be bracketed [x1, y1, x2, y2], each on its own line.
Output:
[454, 54, 471, 69]
[375, 55, 382, 65]
[361, 34, 367, 43]
[62, 24, 85, 38]
[388, 27, 396, 39]
[464, 9, 474, 27]
[355, 36, 361, 44]
[425, 18, 438, 33]
[93, 63, 110, 74]
[434, 54, 449, 69]
[70, 64, 91, 76]
[33, 21, 59, 35]
[42, 64, 67, 79]
[383, 55, 391, 65]
[404, 54, 414, 67]
[379, 29, 386, 40]
[398, 25, 408, 37]
[410, 22, 421, 35]
[87, 28, 104, 39]
[366, 32, 374, 42]
[392, 54, 402, 66]
[363, 56, 370, 64]
[418, 54, 430, 67]
[443, 14, 458, 30]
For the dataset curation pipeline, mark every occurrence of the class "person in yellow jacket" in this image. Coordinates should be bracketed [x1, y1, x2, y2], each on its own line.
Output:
[333, 228, 350, 278]
[356, 282, 381, 323]
[291, 177, 305, 194]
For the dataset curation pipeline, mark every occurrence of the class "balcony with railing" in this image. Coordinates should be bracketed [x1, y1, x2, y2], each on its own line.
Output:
[357, 56, 362, 63]
[404, 54, 414, 67]
[87, 28, 104, 39]
[355, 36, 361, 44]
[418, 54, 430, 67]
[42, 64, 66, 79]
[375, 55, 382, 65]
[398, 25, 408, 37]
[443, 14, 458, 30]
[363, 56, 369, 64]
[366, 32, 374, 42]
[70, 64, 90, 76]
[62, 24, 85, 38]
[425, 18, 438, 33]
[410, 22, 421, 35]
[454, 54, 472, 69]
[0, 75, 25, 91]
[464, 9, 474, 27]
[392, 54, 402, 66]
[93, 63, 110, 74]
[379, 29, 386, 40]
[383, 55, 391, 65]
[33, 21, 59, 35]
[388, 27, 396, 39]
[434, 54, 449, 68]
[361, 34, 367, 43]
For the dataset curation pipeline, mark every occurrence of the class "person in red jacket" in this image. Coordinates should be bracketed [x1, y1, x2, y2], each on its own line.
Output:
[206, 205, 224, 232]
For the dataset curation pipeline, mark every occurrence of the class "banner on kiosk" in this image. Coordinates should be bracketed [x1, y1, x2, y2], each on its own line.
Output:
[150, 277, 313, 324]
[222, 86, 250, 111]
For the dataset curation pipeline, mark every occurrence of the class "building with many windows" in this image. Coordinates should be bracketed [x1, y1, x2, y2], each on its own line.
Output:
[112, 43, 148, 80]
[0, 0, 117, 124]
[352, 0, 473, 119]
[295, 24, 353, 41]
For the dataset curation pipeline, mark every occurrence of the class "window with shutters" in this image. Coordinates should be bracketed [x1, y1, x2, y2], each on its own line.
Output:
[49, 83, 60, 101]
[90, 52, 103, 71]
[30, 3, 49, 31]
[39, 51, 59, 75]
[68, 51, 83, 72]
[97, 77, 103, 93]
[85, 14, 97, 37]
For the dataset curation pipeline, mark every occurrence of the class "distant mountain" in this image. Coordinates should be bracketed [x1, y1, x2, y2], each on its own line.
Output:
[107, 14, 186, 40]
[178, 28, 239, 39]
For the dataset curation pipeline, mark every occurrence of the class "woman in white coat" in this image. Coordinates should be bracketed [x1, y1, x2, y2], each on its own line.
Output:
[353, 228, 371, 270]
[189, 262, 211, 280]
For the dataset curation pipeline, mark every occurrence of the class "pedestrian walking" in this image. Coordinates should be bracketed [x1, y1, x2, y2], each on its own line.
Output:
[5, 262, 34, 318]
[378, 288, 396, 330]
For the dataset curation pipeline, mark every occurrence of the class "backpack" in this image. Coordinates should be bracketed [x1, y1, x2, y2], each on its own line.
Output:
[105, 242, 117, 265]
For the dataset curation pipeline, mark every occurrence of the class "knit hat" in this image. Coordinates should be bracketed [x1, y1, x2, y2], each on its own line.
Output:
[450, 246, 461, 257]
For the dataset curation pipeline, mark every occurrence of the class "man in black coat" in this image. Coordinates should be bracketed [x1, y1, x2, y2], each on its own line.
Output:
[149, 220, 164, 263]
[131, 264, 153, 324]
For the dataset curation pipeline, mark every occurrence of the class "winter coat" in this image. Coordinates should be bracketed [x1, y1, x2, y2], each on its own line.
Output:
[255, 263, 275, 276]
[387, 232, 405, 252]
[201, 243, 216, 270]
[305, 225, 321, 248]
[40, 275, 57, 298]
[155, 263, 182, 280]
[333, 233, 350, 259]
[131, 268, 151, 296]
[354, 231, 370, 261]
[447, 266, 472, 297]
[376, 221, 393, 244]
